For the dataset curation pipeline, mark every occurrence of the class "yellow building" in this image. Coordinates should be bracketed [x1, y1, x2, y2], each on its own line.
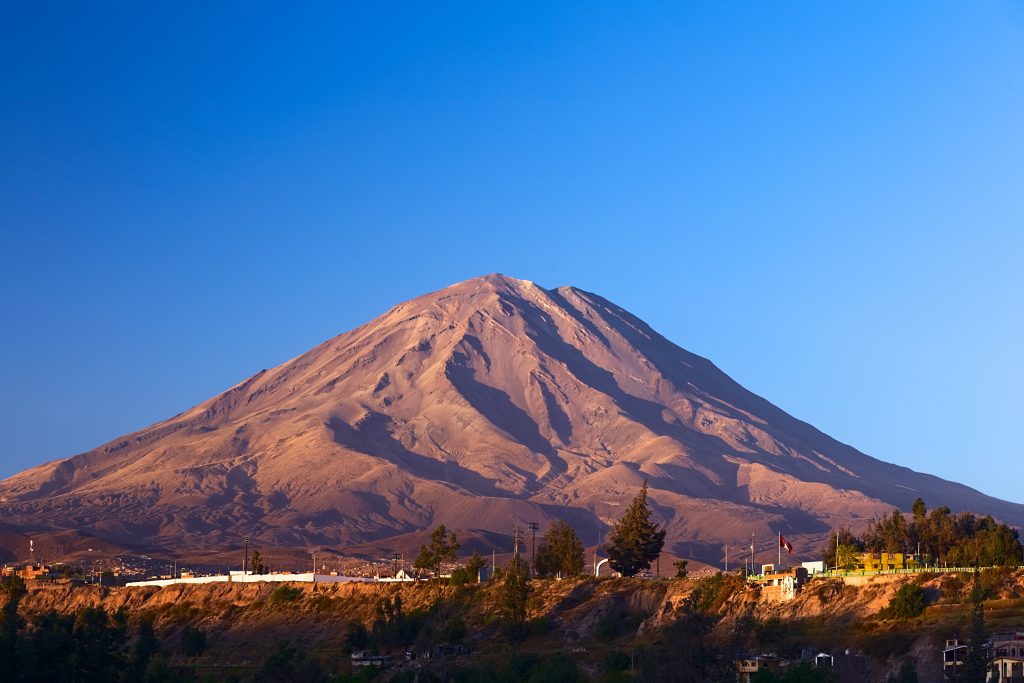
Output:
[856, 552, 921, 572]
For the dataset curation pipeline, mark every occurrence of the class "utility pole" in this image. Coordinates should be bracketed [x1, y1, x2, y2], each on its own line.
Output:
[243, 536, 249, 575]
[312, 552, 316, 583]
[725, 545, 728, 573]
[528, 522, 539, 573]
[392, 552, 401, 578]
[751, 534, 755, 575]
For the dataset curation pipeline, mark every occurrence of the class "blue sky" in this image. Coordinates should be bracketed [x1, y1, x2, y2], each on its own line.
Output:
[1, 2, 1022, 503]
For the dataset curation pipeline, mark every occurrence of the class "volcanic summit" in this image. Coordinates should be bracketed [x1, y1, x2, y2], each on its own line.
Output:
[2, 274, 1020, 561]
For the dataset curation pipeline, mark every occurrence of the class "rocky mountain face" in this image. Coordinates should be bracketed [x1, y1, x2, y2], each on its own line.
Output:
[1, 274, 1020, 562]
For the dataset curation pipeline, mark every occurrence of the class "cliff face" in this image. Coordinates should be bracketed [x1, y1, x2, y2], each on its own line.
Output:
[12, 570, 1024, 683]
[2, 274, 1021, 562]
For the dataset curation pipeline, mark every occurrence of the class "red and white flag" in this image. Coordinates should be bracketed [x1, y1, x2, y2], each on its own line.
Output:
[779, 535, 793, 554]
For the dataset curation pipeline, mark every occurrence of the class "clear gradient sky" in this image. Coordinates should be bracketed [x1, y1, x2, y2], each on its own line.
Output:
[1, 3, 1022, 503]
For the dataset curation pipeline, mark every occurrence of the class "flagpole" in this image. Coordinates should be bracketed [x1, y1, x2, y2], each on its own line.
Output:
[778, 531, 781, 568]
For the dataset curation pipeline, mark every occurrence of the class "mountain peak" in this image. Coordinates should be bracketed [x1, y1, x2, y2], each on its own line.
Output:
[441, 273, 542, 296]
[2, 276, 1020, 561]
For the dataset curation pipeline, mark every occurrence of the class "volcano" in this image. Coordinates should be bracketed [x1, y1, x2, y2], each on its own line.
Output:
[2, 274, 1019, 561]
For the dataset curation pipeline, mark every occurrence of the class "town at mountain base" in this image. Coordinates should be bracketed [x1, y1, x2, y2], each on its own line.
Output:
[1, 274, 1021, 565]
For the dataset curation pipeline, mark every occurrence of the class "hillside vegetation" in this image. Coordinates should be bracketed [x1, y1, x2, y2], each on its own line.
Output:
[4, 567, 1024, 681]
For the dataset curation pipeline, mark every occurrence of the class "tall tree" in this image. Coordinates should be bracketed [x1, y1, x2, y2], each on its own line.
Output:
[414, 525, 461, 576]
[130, 616, 160, 679]
[500, 555, 532, 628]
[250, 550, 266, 575]
[673, 560, 689, 578]
[0, 576, 26, 680]
[605, 480, 667, 577]
[864, 509, 911, 554]
[963, 571, 989, 682]
[535, 521, 585, 578]
[821, 528, 864, 570]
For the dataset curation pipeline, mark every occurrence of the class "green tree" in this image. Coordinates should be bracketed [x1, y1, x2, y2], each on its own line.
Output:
[20, 610, 76, 681]
[0, 576, 26, 680]
[451, 549, 489, 584]
[880, 584, 927, 619]
[500, 555, 532, 629]
[821, 528, 864, 570]
[605, 480, 667, 577]
[256, 640, 328, 683]
[343, 619, 368, 653]
[131, 616, 160, 678]
[535, 521, 585, 578]
[864, 510, 911, 554]
[963, 571, 988, 682]
[673, 559, 689, 578]
[414, 525, 461, 576]
[250, 550, 266, 575]
[180, 624, 206, 656]
[72, 606, 127, 682]
[465, 549, 488, 578]
[637, 606, 731, 682]
[442, 616, 468, 643]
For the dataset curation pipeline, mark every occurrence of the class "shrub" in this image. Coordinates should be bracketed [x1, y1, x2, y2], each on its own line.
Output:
[940, 575, 964, 604]
[979, 566, 1014, 600]
[179, 624, 206, 656]
[691, 572, 740, 614]
[268, 585, 303, 604]
[343, 620, 368, 653]
[441, 616, 467, 643]
[595, 611, 645, 641]
[879, 584, 927, 619]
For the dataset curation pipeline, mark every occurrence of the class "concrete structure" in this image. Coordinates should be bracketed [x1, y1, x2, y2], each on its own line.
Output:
[126, 571, 374, 587]
[989, 631, 1024, 682]
[351, 652, 393, 668]
[735, 655, 775, 682]
[376, 569, 418, 583]
[751, 567, 808, 602]
[856, 552, 922, 572]
[943, 638, 967, 680]
[801, 561, 825, 576]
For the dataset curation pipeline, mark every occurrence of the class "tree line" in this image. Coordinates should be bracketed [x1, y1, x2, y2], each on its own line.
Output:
[0, 574, 201, 682]
[414, 479, 667, 581]
[822, 498, 1023, 569]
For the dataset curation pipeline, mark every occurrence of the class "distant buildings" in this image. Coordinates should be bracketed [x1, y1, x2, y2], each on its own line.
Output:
[989, 631, 1024, 682]
[733, 649, 862, 682]
[751, 565, 808, 602]
[1, 563, 56, 581]
[735, 654, 773, 682]
[940, 630, 1024, 681]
